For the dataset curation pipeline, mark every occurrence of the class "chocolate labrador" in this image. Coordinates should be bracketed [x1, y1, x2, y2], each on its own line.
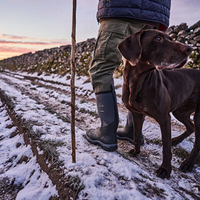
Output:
[117, 29, 199, 179]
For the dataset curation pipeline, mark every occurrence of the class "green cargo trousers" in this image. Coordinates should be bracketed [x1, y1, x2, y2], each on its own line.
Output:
[89, 18, 159, 93]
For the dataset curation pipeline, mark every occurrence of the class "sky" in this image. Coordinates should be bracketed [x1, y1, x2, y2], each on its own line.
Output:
[0, 0, 199, 60]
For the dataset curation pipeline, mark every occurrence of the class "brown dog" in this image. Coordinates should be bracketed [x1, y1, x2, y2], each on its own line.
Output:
[117, 29, 200, 179]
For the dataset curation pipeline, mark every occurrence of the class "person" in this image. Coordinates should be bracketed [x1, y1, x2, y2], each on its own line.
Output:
[86, 0, 171, 152]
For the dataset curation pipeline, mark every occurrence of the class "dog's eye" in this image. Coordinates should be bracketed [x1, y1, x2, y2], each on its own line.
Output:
[156, 36, 162, 42]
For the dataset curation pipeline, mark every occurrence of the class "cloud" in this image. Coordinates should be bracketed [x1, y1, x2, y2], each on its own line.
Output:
[0, 32, 70, 60]
[0, 46, 34, 53]
[0, 40, 68, 46]
[0, 33, 69, 46]
[0, 40, 49, 45]
[2, 33, 34, 40]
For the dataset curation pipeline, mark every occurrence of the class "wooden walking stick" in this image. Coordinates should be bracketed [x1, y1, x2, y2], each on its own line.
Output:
[70, 0, 77, 163]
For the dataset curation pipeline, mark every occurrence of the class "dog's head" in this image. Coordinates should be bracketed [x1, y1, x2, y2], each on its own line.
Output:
[118, 29, 193, 70]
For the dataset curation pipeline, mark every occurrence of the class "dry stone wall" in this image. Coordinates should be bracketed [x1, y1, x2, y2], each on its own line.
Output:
[166, 20, 200, 69]
[0, 38, 96, 76]
[166, 20, 200, 52]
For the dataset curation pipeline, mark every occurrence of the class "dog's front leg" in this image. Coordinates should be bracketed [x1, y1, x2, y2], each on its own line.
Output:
[156, 115, 172, 179]
[128, 112, 144, 156]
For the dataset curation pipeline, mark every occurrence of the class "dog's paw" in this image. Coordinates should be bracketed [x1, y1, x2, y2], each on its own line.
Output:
[128, 149, 140, 157]
[179, 159, 194, 172]
[156, 166, 170, 179]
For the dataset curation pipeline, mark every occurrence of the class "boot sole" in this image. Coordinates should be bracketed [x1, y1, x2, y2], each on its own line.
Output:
[117, 136, 144, 145]
[117, 135, 134, 144]
[85, 135, 117, 152]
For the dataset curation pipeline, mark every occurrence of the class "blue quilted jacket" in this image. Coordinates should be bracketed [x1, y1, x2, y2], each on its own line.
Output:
[97, 0, 171, 30]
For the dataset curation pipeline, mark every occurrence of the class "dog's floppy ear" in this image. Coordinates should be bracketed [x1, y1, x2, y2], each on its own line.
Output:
[117, 31, 142, 66]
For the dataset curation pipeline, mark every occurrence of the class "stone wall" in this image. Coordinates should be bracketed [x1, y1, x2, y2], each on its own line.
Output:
[0, 38, 96, 76]
[0, 20, 200, 75]
[166, 20, 200, 53]
[166, 20, 200, 69]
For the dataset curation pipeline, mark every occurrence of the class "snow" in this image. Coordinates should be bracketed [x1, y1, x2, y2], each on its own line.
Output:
[0, 70, 200, 199]
[0, 102, 57, 199]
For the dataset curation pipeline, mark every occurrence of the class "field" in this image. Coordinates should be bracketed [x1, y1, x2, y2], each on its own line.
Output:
[0, 70, 200, 200]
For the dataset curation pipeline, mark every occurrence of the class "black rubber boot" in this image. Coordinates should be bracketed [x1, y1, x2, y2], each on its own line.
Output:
[86, 86, 119, 152]
[117, 111, 144, 145]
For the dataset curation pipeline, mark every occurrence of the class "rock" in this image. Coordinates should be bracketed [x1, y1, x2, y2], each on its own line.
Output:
[174, 25, 180, 33]
[194, 27, 200, 34]
[188, 20, 200, 30]
[188, 40, 198, 46]
[169, 33, 177, 40]
[180, 23, 188, 30]
[165, 27, 173, 35]
[177, 37, 186, 43]
[194, 35, 200, 42]
[177, 30, 186, 36]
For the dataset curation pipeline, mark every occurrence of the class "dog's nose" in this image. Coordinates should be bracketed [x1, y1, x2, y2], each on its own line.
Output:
[181, 45, 193, 55]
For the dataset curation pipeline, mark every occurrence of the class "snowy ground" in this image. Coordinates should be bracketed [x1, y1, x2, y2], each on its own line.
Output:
[0, 70, 200, 199]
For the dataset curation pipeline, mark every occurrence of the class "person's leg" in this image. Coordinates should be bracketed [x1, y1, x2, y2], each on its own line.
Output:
[117, 111, 144, 145]
[86, 19, 131, 151]
[89, 19, 131, 93]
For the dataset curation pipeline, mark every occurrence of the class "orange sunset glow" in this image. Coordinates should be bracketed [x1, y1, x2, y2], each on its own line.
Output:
[0, 0, 199, 60]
